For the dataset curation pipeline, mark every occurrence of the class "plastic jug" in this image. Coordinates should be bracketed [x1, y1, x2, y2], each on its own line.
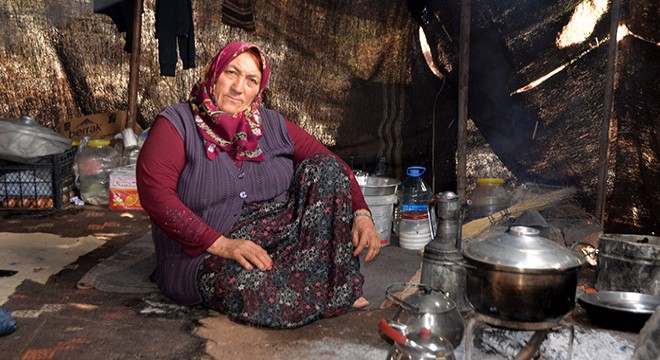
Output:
[397, 166, 432, 246]
[400, 166, 431, 213]
[75, 139, 120, 205]
[468, 177, 511, 219]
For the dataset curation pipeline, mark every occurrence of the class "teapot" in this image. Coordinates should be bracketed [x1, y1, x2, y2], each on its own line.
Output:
[380, 283, 465, 350]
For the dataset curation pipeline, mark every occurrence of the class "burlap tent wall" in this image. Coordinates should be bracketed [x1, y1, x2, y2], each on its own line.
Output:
[0, 0, 417, 173]
[410, 0, 658, 234]
[0, 0, 657, 234]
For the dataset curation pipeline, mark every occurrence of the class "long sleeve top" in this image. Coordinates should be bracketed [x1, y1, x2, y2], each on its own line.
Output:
[137, 111, 369, 257]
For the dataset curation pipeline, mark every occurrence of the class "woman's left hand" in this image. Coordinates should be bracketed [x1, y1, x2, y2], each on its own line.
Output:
[351, 212, 381, 263]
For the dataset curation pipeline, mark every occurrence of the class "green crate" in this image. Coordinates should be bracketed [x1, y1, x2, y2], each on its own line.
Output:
[0, 148, 77, 209]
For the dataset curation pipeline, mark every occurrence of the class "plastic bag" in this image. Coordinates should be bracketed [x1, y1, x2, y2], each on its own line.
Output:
[0, 116, 72, 163]
[0, 307, 17, 336]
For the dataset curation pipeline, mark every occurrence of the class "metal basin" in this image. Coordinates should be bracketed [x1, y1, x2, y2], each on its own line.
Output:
[578, 291, 660, 332]
[356, 175, 400, 196]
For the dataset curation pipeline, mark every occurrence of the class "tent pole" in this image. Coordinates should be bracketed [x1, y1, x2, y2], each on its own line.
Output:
[457, 0, 470, 204]
[126, 0, 144, 132]
[595, 0, 621, 226]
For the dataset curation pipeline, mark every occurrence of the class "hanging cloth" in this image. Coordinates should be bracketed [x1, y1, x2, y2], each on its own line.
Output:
[222, 0, 256, 32]
[94, 0, 135, 53]
[155, 0, 196, 76]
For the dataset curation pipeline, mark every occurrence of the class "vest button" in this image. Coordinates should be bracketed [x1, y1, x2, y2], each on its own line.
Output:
[239, 191, 247, 199]
[238, 172, 245, 179]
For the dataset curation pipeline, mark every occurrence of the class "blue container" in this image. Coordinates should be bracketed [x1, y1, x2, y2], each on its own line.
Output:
[395, 166, 432, 245]
[400, 166, 431, 213]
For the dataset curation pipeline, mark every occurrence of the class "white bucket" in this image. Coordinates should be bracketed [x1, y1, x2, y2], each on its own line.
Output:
[399, 232, 432, 250]
[364, 193, 397, 246]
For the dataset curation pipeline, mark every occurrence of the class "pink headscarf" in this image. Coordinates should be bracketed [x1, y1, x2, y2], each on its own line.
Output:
[189, 41, 271, 162]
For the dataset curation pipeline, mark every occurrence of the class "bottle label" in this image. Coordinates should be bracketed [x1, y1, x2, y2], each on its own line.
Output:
[402, 204, 427, 212]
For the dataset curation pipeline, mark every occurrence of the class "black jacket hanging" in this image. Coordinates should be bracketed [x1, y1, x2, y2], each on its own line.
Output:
[94, 0, 135, 53]
[155, 0, 196, 76]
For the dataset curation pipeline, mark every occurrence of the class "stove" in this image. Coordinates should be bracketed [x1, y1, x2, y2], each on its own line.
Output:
[464, 312, 575, 360]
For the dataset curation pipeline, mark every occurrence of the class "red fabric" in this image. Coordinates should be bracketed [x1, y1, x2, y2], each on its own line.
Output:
[136, 117, 223, 254]
[189, 41, 270, 162]
[137, 115, 369, 255]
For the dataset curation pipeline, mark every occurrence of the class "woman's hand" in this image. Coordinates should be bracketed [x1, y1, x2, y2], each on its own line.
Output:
[351, 211, 381, 263]
[207, 235, 273, 271]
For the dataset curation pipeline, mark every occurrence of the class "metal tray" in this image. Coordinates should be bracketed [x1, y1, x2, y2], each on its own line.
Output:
[578, 291, 660, 332]
[356, 176, 400, 196]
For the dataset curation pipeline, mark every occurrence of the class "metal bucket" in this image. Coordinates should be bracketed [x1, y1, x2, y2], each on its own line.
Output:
[596, 234, 660, 296]
[364, 193, 397, 246]
[357, 175, 400, 196]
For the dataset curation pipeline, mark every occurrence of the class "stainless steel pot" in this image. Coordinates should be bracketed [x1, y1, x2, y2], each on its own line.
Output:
[384, 283, 465, 349]
[462, 226, 586, 322]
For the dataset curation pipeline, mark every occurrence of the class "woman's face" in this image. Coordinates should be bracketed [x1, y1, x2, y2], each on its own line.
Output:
[213, 51, 263, 115]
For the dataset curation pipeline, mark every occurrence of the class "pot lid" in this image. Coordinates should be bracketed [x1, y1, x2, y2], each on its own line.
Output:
[462, 226, 585, 271]
[402, 287, 457, 314]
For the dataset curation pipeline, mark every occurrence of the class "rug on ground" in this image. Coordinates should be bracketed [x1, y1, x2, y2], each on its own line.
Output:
[77, 232, 422, 309]
[0, 232, 105, 305]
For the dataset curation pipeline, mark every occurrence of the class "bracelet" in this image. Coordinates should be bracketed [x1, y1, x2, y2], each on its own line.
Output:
[353, 212, 375, 225]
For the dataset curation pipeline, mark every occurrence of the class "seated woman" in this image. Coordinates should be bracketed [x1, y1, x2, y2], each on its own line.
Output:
[136, 41, 380, 329]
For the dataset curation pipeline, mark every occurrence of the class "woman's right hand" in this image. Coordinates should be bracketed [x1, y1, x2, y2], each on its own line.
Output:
[207, 235, 273, 271]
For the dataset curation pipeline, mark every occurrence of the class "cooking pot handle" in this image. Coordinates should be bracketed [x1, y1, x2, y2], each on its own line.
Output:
[569, 242, 599, 266]
[378, 318, 406, 345]
[385, 282, 446, 311]
[441, 257, 477, 269]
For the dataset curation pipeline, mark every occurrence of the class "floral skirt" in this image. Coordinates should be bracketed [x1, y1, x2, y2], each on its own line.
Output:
[197, 153, 364, 328]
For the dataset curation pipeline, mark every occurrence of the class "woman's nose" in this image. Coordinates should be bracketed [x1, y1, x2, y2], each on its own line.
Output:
[230, 77, 245, 93]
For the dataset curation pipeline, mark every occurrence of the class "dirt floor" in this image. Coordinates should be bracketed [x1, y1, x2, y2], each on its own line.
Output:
[0, 206, 397, 360]
[0, 206, 208, 359]
[0, 206, 642, 359]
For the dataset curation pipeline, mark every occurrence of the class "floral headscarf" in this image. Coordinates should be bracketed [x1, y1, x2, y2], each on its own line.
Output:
[189, 41, 270, 162]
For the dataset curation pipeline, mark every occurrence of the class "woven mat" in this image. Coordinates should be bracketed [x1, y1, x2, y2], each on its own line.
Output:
[77, 232, 421, 309]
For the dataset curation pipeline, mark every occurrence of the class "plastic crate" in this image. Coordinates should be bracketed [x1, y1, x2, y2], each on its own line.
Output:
[0, 148, 77, 210]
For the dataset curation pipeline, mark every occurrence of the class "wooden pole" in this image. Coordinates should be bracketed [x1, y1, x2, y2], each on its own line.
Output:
[457, 0, 470, 204]
[595, 0, 622, 226]
[514, 330, 549, 360]
[126, 0, 144, 132]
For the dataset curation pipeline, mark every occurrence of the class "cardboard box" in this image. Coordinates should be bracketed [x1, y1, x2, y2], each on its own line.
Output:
[109, 166, 143, 210]
[58, 111, 132, 143]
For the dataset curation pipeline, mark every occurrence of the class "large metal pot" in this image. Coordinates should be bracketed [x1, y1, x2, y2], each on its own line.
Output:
[462, 226, 586, 322]
[383, 283, 465, 349]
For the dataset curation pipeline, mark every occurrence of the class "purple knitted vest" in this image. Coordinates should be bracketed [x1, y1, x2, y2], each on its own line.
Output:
[151, 103, 294, 305]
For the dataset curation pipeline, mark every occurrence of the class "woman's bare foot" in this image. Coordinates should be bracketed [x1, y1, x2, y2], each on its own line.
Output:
[352, 296, 369, 309]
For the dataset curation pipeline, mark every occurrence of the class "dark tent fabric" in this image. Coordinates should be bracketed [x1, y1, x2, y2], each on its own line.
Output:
[0, 0, 657, 234]
[408, 0, 659, 233]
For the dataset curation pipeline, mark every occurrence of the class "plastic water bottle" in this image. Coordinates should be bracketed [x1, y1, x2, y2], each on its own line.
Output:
[400, 166, 431, 213]
[395, 166, 432, 244]
[120, 128, 141, 166]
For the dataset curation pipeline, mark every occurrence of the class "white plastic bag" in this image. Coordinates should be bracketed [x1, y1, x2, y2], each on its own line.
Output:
[0, 116, 72, 163]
